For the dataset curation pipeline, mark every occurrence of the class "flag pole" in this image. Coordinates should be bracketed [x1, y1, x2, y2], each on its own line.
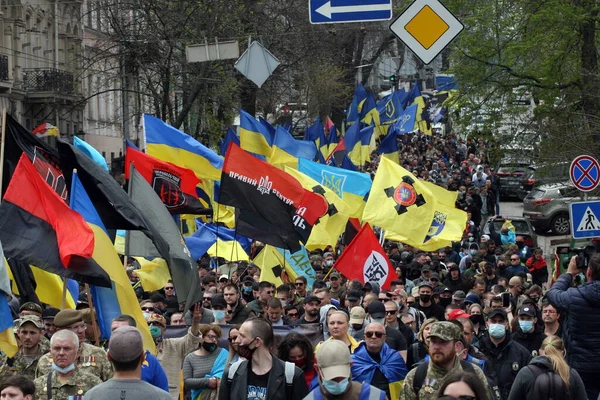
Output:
[0, 109, 7, 198]
[61, 277, 68, 309]
[84, 283, 101, 346]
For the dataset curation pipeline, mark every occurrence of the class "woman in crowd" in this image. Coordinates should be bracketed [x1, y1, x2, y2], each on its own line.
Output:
[508, 335, 587, 400]
[438, 371, 490, 400]
[468, 303, 486, 344]
[406, 317, 437, 369]
[316, 310, 359, 353]
[277, 332, 318, 390]
[225, 324, 241, 367]
[183, 325, 229, 400]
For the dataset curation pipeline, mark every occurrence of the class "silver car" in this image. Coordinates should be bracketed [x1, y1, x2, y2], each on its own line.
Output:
[523, 183, 588, 235]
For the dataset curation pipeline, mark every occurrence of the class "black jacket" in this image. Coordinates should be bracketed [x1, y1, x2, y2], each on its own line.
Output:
[512, 327, 545, 357]
[219, 356, 308, 400]
[507, 356, 588, 400]
[476, 333, 532, 400]
[230, 300, 251, 324]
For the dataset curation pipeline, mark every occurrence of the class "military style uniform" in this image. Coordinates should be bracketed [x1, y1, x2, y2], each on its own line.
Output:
[0, 340, 50, 381]
[34, 368, 102, 400]
[36, 342, 113, 381]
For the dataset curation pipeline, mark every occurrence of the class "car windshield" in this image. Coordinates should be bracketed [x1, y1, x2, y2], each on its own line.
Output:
[491, 220, 530, 233]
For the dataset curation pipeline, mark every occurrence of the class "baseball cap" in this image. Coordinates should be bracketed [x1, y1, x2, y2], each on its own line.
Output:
[447, 309, 470, 320]
[488, 308, 508, 320]
[316, 340, 351, 380]
[108, 326, 144, 362]
[419, 281, 433, 290]
[367, 301, 386, 319]
[452, 290, 466, 300]
[329, 272, 340, 279]
[150, 293, 166, 303]
[464, 293, 481, 305]
[53, 309, 83, 328]
[429, 321, 462, 341]
[19, 302, 43, 315]
[349, 307, 366, 325]
[346, 290, 361, 302]
[422, 265, 432, 272]
[303, 295, 321, 305]
[219, 274, 229, 282]
[509, 276, 523, 286]
[518, 305, 536, 317]
[211, 295, 227, 309]
[242, 276, 254, 284]
[430, 272, 440, 281]
[147, 313, 167, 327]
[16, 315, 44, 330]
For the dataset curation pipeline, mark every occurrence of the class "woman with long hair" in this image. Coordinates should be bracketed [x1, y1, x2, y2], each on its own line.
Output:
[508, 335, 587, 400]
[277, 332, 318, 390]
[438, 371, 489, 400]
[225, 324, 241, 367]
[406, 317, 437, 369]
[183, 325, 229, 400]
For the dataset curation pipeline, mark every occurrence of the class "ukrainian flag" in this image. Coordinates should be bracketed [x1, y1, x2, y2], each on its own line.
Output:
[377, 127, 399, 164]
[305, 117, 327, 148]
[7, 266, 78, 310]
[363, 157, 435, 244]
[239, 110, 273, 157]
[298, 158, 371, 218]
[360, 93, 380, 126]
[347, 83, 368, 124]
[270, 126, 318, 169]
[284, 167, 351, 250]
[326, 125, 338, 160]
[0, 246, 17, 357]
[220, 128, 240, 156]
[185, 222, 250, 262]
[144, 114, 223, 181]
[344, 123, 362, 167]
[360, 125, 375, 165]
[70, 171, 155, 352]
[404, 81, 422, 108]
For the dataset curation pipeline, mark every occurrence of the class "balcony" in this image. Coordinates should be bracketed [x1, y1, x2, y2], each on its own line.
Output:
[23, 68, 74, 94]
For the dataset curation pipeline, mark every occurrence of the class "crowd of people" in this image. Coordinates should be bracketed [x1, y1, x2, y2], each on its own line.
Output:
[1, 132, 599, 400]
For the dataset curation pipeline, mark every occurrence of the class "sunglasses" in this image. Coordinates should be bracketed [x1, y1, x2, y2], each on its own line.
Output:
[203, 297, 212, 301]
[227, 310, 233, 314]
[380, 298, 390, 302]
[287, 312, 299, 317]
[148, 321, 164, 327]
[365, 331, 384, 338]
[141, 307, 154, 311]
[386, 310, 397, 315]
[295, 282, 305, 286]
[165, 287, 174, 290]
[439, 396, 476, 400]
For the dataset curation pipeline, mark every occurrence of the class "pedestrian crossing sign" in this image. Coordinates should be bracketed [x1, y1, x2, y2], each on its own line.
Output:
[570, 201, 600, 239]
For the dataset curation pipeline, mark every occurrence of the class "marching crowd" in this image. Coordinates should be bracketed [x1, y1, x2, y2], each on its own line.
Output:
[1, 133, 600, 400]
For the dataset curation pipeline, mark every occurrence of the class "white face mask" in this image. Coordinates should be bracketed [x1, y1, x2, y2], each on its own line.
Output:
[52, 362, 76, 374]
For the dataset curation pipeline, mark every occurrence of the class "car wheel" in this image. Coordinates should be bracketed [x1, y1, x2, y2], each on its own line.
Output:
[551, 214, 570, 235]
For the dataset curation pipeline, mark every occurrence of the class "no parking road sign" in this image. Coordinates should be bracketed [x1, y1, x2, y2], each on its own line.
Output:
[570, 155, 600, 192]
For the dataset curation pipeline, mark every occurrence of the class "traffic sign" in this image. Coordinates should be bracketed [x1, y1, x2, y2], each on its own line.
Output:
[309, 0, 393, 24]
[389, 0, 463, 65]
[570, 155, 600, 192]
[570, 201, 600, 238]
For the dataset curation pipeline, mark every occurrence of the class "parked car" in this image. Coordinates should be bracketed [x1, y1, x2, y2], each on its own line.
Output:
[497, 162, 535, 200]
[482, 216, 538, 248]
[520, 162, 569, 197]
[522, 183, 592, 235]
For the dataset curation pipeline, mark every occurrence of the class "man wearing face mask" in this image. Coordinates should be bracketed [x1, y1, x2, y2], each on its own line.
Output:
[304, 340, 386, 400]
[322, 252, 335, 271]
[150, 303, 203, 398]
[512, 305, 545, 356]
[33, 330, 102, 399]
[219, 317, 308, 400]
[475, 308, 532, 400]
[414, 282, 445, 321]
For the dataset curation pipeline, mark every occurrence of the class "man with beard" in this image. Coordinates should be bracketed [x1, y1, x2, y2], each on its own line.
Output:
[0, 316, 48, 381]
[298, 295, 321, 325]
[401, 322, 491, 400]
[223, 283, 251, 325]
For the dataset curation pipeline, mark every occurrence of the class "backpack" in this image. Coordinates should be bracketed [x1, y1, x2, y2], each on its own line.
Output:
[527, 364, 571, 400]
[412, 360, 475, 399]
[227, 359, 295, 398]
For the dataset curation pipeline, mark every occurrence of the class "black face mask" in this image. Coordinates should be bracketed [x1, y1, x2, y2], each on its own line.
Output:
[238, 338, 258, 359]
[469, 314, 483, 324]
[420, 294, 432, 303]
[202, 342, 218, 353]
[439, 297, 452, 307]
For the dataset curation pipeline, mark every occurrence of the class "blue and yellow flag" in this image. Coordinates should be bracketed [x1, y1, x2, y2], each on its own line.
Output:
[239, 110, 273, 157]
[360, 125, 375, 165]
[363, 157, 435, 244]
[7, 265, 78, 310]
[144, 114, 223, 181]
[305, 117, 327, 150]
[298, 158, 371, 218]
[285, 167, 351, 250]
[377, 127, 399, 164]
[70, 171, 155, 352]
[73, 137, 108, 172]
[413, 96, 432, 135]
[270, 126, 318, 169]
[0, 242, 17, 357]
[220, 128, 240, 157]
[393, 104, 418, 135]
[361, 93, 380, 126]
[255, 245, 316, 289]
[377, 90, 405, 126]
[344, 123, 362, 166]
[404, 81, 422, 108]
[185, 222, 251, 262]
[347, 83, 368, 124]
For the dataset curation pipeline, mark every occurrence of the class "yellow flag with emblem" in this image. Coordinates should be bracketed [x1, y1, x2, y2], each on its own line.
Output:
[363, 157, 435, 244]
[254, 245, 297, 285]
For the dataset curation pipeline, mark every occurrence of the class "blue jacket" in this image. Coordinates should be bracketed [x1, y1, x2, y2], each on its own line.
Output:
[546, 273, 600, 374]
[351, 342, 407, 384]
[142, 350, 169, 392]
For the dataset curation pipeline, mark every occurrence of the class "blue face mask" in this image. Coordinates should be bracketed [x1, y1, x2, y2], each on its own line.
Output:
[322, 377, 350, 395]
[213, 310, 226, 321]
[488, 323, 506, 339]
[519, 320, 534, 332]
[149, 325, 162, 339]
[243, 286, 252, 293]
[52, 362, 76, 374]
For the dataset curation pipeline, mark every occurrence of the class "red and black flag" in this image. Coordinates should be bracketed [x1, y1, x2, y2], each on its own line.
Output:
[2, 114, 66, 199]
[0, 154, 111, 287]
[219, 143, 328, 250]
[124, 142, 211, 215]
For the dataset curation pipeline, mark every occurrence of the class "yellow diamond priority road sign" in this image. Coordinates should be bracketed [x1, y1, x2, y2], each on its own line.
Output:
[390, 0, 463, 65]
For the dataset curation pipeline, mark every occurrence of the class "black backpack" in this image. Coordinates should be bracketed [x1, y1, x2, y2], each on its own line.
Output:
[527, 364, 571, 400]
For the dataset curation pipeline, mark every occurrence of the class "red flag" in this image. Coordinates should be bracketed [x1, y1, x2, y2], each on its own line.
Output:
[0, 154, 111, 287]
[334, 223, 398, 290]
[125, 144, 210, 215]
[220, 143, 328, 250]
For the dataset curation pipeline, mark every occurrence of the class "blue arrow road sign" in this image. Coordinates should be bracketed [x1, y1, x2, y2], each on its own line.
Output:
[309, 0, 393, 24]
[570, 201, 600, 239]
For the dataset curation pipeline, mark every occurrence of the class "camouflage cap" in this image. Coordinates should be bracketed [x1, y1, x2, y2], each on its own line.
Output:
[16, 315, 44, 330]
[19, 302, 43, 315]
[429, 321, 462, 341]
